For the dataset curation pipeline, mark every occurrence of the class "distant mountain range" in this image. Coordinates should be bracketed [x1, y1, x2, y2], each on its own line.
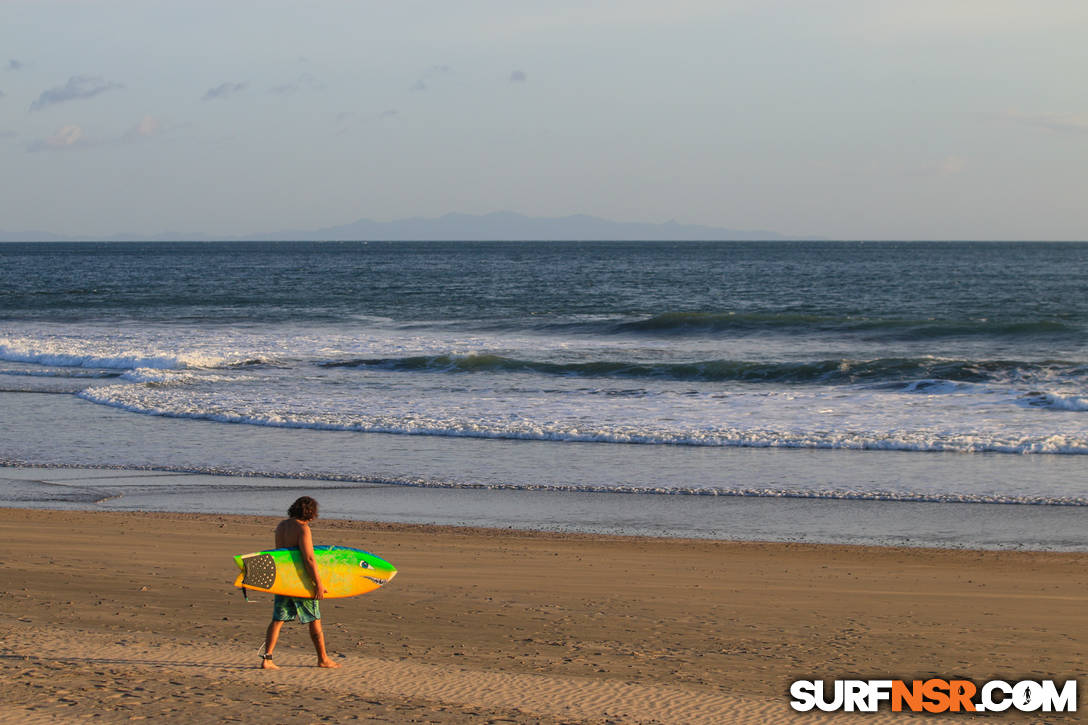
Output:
[0, 211, 809, 242]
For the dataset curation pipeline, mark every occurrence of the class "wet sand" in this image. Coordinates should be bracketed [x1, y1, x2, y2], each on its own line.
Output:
[0, 509, 1084, 723]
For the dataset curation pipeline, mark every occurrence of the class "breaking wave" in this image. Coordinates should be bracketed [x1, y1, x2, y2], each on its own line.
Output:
[320, 353, 1084, 386]
[604, 312, 1080, 339]
[73, 385, 1088, 455]
[0, 337, 268, 371]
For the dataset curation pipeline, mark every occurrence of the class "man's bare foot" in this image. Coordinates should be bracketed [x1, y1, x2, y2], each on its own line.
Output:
[318, 658, 341, 669]
[260, 659, 280, 670]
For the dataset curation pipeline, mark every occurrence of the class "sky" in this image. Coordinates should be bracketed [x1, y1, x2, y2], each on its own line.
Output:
[1, 0, 1086, 240]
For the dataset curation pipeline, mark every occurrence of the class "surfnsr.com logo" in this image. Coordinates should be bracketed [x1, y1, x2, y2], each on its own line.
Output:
[789, 679, 1078, 714]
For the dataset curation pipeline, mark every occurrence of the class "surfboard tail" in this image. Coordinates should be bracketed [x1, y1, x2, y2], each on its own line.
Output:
[232, 554, 245, 589]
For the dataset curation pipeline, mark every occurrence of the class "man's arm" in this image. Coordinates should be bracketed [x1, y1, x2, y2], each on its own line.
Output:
[298, 524, 327, 600]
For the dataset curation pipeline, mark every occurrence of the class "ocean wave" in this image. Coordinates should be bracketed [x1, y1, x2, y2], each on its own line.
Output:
[604, 312, 1080, 340]
[895, 379, 977, 394]
[3, 459, 1085, 506]
[319, 353, 1084, 386]
[1019, 391, 1088, 412]
[0, 337, 267, 371]
[73, 387, 1088, 454]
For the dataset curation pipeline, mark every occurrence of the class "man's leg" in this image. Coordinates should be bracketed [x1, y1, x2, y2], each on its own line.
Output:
[308, 619, 340, 668]
[262, 620, 284, 669]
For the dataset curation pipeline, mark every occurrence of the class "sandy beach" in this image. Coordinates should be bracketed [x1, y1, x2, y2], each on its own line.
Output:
[0, 509, 1084, 723]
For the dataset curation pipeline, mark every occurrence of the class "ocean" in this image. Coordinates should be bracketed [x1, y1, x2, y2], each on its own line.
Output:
[1, 241, 1086, 547]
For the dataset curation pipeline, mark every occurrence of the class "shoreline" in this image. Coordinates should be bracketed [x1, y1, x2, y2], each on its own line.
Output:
[4, 461, 1088, 552]
[5, 499, 1088, 555]
[5, 455, 1088, 505]
[3, 508, 1085, 723]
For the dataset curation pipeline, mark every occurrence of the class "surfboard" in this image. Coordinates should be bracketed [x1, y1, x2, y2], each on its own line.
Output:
[233, 545, 397, 599]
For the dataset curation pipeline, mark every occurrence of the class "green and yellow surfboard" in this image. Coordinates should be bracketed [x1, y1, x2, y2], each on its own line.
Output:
[233, 545, 397, 599]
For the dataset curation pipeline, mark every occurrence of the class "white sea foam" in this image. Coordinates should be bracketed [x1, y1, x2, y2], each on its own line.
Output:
[77, 370, 1088, 455]
[7, 321, 1087, 462]
[119, 368, 258, 385]
[1019, 391, 1088, 411]
[0, 336, 241, 370]
[899, 379, 975, 394]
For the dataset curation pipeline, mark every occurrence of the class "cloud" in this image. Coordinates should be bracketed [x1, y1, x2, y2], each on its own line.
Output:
[126, 115, 161, 139]
[909, 155, 968, 177]
[26, 115, 179, 151]
[937, 155, 967, 175]
[996, 111, 1088, 136]
[335, 109, 399, 135]
[202, 81, 248, 101]
[337, 108, 399, 123]
[270, 73, 325, 95]
[844, 2, 1087, 42]
[27, 124, 88, 152]
[122, 115, 190, 143]
[411, 65, 450, 91]
[29, 75, 124, 111]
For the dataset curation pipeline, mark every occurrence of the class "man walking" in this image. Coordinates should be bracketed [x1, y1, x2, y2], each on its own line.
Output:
[259, 496, 341, 669]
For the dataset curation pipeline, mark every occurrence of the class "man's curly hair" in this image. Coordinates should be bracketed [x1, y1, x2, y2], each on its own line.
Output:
[287, 496, 319, 521]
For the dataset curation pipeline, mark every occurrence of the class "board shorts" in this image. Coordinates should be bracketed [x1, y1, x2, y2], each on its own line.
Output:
[272, 594, 321, 624]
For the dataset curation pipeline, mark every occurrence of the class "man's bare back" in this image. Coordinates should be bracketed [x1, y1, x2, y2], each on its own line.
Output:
[275, 517, 308, 549]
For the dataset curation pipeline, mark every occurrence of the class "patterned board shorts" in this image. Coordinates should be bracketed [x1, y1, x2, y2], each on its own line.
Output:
[272, 594, 321, 624]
